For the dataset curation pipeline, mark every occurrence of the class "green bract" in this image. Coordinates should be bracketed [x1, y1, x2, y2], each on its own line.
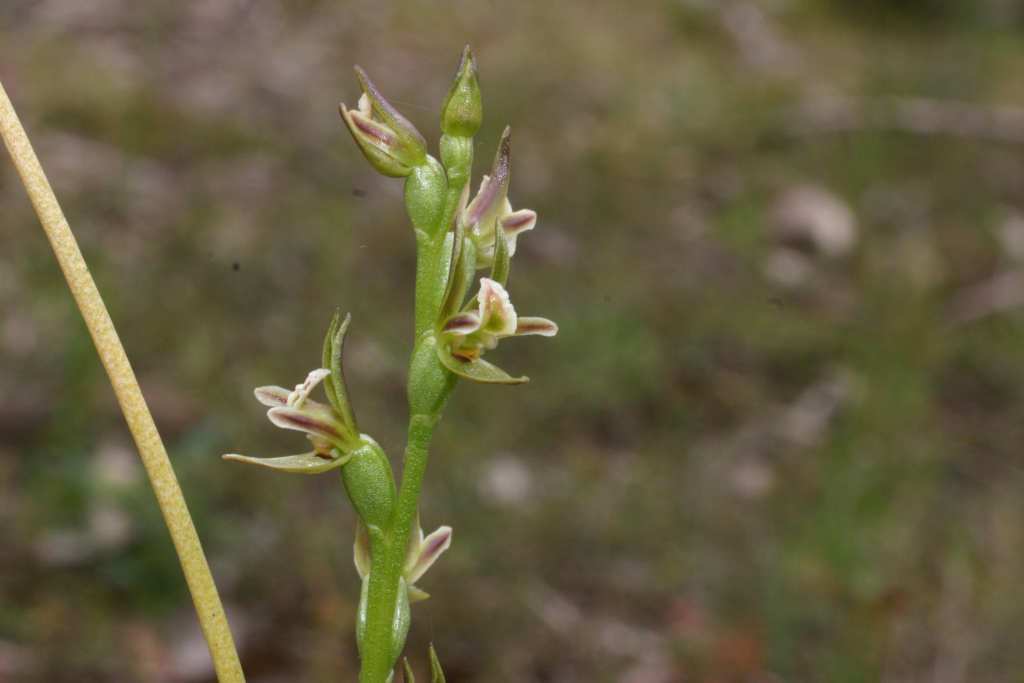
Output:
[225, 48, 557, 683]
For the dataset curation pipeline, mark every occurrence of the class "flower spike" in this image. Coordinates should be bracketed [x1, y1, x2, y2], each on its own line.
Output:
[230, 50, 561, 683]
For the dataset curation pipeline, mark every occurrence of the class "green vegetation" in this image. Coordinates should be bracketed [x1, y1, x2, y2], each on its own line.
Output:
[4, 0, 1024, 680]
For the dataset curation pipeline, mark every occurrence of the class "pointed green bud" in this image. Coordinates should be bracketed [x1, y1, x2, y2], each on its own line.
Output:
[403, 658, 416, 683]
[429, 645, 446, 683]
[440, 46, 482, 138]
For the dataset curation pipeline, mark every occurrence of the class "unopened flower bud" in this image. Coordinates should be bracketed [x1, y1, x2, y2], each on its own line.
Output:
[440, 47, 482, 138]
[340, 67, 428, 177]
[464, 127, 510, 243]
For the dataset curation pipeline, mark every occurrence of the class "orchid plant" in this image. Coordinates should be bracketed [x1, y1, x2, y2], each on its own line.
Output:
[224, 48, 556, 683]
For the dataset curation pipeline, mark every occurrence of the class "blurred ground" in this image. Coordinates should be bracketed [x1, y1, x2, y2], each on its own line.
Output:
[4, 0, 1024, 681]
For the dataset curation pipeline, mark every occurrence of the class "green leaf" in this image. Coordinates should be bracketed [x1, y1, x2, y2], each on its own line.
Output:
[489, 217, 510, 287]
[222, 451, 350, 473]
[329, 312, 358, 435]
[429, 645, 446, 683]
[436, 215, 467, 324]
[322, 311, 340, 409]
[390, 578, 412, 667]
[437, 345, 528, 384]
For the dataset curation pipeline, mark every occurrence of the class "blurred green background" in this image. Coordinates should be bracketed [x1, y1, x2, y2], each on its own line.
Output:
[5, 0, 1024, 680]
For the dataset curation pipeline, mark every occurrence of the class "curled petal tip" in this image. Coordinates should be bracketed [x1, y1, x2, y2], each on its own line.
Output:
[254, 385, 290, 407]
[408, 585, 431, 603]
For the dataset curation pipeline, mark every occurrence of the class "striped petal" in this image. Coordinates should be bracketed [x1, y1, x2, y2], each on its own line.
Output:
[441, 312, 482, 336]
[354, 68, 428, 156]
[514, 317, 558, 337]
[268, 406, 346, 443]
[500, 209, 536, 258]
[254, 385, 290, 407]
[405, 526, 453, 586]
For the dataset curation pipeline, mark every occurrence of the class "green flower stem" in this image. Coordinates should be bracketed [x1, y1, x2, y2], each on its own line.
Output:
[365, 189, 461, 679]
[363, 100, 476, 681]
[359, 413, 441, 683]
[413, 232, 446, 339]
[413, 148, 472, 339]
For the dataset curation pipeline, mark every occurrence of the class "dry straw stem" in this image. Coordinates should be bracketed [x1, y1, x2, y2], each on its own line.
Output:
[0, 80, 246, 683]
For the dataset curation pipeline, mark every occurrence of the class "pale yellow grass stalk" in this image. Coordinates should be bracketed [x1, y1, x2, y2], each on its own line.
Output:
[0, 79, 245, 683]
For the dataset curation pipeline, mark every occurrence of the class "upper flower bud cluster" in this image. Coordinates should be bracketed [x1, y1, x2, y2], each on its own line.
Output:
[340, 68, 428, 177]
